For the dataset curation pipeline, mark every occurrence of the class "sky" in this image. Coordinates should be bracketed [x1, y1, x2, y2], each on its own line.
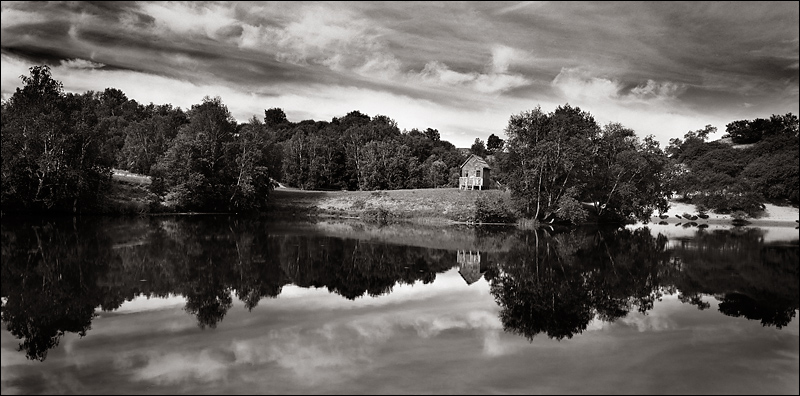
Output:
[1, 1, 798, 148]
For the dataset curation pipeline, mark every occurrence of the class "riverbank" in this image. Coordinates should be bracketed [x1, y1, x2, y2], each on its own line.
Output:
[650, 200, 799, 227]
[266, 186, 507, 224]
[107, 170, 799, 227]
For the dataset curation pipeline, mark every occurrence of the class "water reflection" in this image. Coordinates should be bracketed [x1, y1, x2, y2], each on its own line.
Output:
[487, 227, 674, 341]
[1, 216, 798, 362]
[669, 227, 799, 328]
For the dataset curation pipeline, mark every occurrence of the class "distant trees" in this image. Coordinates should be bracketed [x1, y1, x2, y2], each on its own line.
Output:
[725, 113, 798, 144]
[470, 138, 487, 158]
[668, 114, 799, 214]
[273, 110, 465, 191]
[502, 104, 671, 223]
[2, 65, 474, 214]
[486, 133, 504, 155]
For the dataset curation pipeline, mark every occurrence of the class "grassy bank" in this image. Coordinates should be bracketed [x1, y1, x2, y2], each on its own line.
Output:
[105, 170, 798, 227]
[266, 186, 509, 224]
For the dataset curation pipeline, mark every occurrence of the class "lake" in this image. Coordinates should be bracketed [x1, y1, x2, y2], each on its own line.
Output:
[1, 215, 798, 394]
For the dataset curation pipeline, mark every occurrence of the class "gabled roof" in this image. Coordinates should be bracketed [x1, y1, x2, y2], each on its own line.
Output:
[460, 154, 491, 169]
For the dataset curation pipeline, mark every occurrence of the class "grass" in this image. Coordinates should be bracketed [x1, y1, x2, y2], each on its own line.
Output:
[102, 169, 153, 214]
[267, 187, 512, 223]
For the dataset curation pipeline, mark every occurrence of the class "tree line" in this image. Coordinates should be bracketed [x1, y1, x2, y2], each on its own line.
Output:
[3, 65, 796, 221]
[1, 65, 468, 214]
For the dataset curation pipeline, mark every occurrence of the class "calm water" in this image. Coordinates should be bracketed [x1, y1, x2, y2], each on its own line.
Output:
[1, 216, 798, 394]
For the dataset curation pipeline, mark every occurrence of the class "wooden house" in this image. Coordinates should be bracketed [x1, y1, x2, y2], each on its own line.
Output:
[459, 154, 491, 190]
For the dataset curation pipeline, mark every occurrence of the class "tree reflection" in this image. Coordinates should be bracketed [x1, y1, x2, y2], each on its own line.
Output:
[2, 216, 798, 360]
[1, 216, 458, 359]
[1, 217, 113, 361]
[489, 227, 673, 341]
[669, 228, 799, 328]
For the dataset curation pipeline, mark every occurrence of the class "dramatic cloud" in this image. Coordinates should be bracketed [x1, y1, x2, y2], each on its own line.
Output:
[1, 1, 797, 147]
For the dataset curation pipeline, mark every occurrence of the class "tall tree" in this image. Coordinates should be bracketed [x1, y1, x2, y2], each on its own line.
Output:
[1, 65, 111, 213]
[487, 133, 504, 155]
[150, 96, 240, 211]
[503, 104, 670, 223]
[470, 138, 487, 157]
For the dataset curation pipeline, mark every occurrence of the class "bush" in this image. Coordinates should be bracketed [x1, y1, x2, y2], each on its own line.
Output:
[475, 194, 516, 224]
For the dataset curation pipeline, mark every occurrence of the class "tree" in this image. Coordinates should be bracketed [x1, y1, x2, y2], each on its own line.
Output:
[1, 65, 112, 213]
[587, 124, 671, 222]
[264, 107, 288, 128]
[487, 133, 504, 155]
[228, 117, 276, 211]
[424, 127, 440, 141]
[117, 104, 187, 175]
[503, 105, 598, 221]
[470, 138, 487, 157]
[503, 105, 671, 223]
[150, 96, 244, 211]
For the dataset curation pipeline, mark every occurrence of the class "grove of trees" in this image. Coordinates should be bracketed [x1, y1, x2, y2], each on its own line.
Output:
[1, 66, 468, 214]
[667, 114, 798, 215]
[500, 104, 672, 223]
[3, 65, 796, 223]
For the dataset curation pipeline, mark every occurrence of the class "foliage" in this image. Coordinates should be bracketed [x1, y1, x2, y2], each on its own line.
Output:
[668, 114, 798, 213]
[150, 97, 275, 212]
[275, 111, 464, 191]
[725, 113, 798, 144]
[502, 104, 671, 223]
[116, 104, 187, 175]
[474, 193, 517, 223]
[1, 65, 113, 213]
[470, 138, 487, 158]
[486, 133, 504, 155]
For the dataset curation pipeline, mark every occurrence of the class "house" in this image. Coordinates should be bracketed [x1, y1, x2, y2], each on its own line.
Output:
[457, 250, 483, 285]
[459, 154, 491, 190]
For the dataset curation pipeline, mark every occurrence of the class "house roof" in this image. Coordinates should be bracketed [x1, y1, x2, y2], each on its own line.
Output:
[459, 154, 491, 169]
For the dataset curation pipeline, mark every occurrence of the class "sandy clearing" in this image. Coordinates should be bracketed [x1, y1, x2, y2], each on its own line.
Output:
[652, 201, 799, 225]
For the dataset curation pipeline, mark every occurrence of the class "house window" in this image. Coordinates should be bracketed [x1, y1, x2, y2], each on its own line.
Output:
[476, 170, 481, 177]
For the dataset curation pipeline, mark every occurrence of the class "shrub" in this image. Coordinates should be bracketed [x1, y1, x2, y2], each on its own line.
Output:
[475, 194, 517, 224]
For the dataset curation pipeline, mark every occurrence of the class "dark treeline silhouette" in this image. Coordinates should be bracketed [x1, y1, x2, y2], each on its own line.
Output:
[1, 66, 467, 214]
[667, 228, 799, 328]
[0, 215, 456, 360]
[486, 226, 798, 340]
[487, 227, 675, 340]
[2, 217, 797, 360]
[3, 65, 797, 220]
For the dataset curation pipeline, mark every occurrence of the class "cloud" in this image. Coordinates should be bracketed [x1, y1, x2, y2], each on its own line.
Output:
[490, 44, 533, 74]
[139, 2, 240, 42]
[412, 54, 532, 95]
[551, 67, 623, 101]
[2, 1, 797, 150]
[630, 79, 687, 102]
[0, 5, 49, 29]
[60, 58, 104, 69]
[131, 350, 228, 385]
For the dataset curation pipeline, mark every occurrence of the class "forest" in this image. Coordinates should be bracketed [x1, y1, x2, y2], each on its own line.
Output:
[2, 65, 797, 222]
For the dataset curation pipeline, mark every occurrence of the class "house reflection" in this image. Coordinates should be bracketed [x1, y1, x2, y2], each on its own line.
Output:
[457, 250, 487, 285]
